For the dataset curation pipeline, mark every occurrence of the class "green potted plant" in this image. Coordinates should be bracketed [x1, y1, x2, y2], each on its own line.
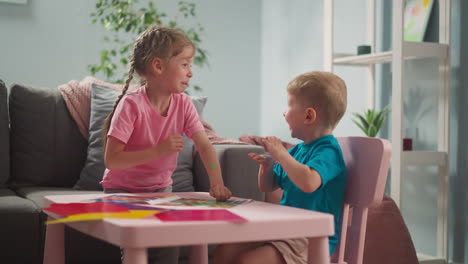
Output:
[88, 0, 207, 93]
[351, 106, 390, 137]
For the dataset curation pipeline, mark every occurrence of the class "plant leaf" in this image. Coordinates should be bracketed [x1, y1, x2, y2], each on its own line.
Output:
[352, 119, 368, 136]
[368, 125, 377, 137]
[88, 0, 207, 93]
[352, 113, 370, 130]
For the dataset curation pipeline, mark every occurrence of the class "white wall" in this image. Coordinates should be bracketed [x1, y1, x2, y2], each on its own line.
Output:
[0, 0, 367, 143]
[0, 1, 104, 88]
[260, 0, 369, 144]
[0, 0, 262, 140]
[193, 0, 262, 139]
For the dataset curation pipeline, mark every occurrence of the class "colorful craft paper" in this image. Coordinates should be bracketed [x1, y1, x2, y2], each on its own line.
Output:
[156, 209, 247, 222]
[44, 202, 129, 216]
[110, 203, 168, 211]
[154, 197, 252, 210]
[46, 210, 163, 224]
[44, 195, 249, 225]
[88, 194, 180, 205]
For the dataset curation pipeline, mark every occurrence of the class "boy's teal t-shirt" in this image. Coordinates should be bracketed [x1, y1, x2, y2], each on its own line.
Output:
[273, 134, 347, 255]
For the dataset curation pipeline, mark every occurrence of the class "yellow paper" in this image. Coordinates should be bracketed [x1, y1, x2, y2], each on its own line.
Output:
[46, 210, 162, 224]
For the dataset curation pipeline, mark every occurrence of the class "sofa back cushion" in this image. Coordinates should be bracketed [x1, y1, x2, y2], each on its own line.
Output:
[0, 80, 9, 187]
[9, 84, 87, 188]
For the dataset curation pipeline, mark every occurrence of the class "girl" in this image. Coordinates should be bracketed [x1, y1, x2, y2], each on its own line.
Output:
[101, 26, 232, 264]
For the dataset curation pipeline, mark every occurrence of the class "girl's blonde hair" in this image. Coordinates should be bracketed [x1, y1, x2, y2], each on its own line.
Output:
[103, 26, 195, 148]
[287, 71, 347, 129]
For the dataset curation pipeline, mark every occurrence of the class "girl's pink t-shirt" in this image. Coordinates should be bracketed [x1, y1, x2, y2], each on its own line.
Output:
[100, 86, 204, 192]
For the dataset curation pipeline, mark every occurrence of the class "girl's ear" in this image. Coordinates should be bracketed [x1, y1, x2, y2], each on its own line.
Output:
[150, 57, 164, 74]
[304, 107, 317, 125]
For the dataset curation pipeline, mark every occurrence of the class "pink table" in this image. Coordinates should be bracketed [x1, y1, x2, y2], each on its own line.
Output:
[43, 192, 333, 264]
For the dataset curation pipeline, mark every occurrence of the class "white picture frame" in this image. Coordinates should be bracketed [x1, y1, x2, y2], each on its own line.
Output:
[404, 0, 434, 42]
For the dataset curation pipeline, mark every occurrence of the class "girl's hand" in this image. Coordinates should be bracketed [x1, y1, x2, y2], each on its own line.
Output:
[209, 184, 232, 202]
[262, 136, 287, 160]
[158, 134, 184, 156]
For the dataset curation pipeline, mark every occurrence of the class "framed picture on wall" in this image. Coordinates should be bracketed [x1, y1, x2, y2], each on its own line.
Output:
[404, 0, 434, 42]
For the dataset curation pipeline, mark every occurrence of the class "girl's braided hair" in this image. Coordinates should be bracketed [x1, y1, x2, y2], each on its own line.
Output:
[102, 26, 195, 148]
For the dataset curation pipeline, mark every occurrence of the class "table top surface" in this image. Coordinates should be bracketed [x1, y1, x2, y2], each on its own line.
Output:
[44, 192, 334, 248]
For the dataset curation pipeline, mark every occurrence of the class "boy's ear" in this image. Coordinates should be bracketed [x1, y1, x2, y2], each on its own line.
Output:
[150, 57, 164, 74]
[304, 107, 317, 124]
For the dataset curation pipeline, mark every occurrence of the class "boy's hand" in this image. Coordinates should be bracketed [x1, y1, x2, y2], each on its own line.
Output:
[248, 153, 274, 167]
[262, 136, 287, 159]
[209, 184, 232, 202]
[158, 134, 184, 156]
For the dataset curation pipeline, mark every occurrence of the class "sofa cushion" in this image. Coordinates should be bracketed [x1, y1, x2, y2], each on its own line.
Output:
[0, 80, 9, 187]
[13, 186, 120, 264]
[0, 188, 42, 264]
[73, 83, 207, 191]
[9, 84, 88, 188]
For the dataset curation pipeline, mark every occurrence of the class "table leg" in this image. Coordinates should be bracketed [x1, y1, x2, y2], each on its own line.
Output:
[189, 244, 208, 264]
[308, 236, 329, 264]
[123, 248, 147, 264]
[43, 218, 64, 264]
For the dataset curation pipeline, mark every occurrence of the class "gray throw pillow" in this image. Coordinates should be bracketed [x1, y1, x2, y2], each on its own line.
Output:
[73, 83, 207, 191]
[73, 84, 117, 190]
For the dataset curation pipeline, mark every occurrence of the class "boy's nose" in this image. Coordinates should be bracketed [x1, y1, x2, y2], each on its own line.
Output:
[188, 69, 193, 78]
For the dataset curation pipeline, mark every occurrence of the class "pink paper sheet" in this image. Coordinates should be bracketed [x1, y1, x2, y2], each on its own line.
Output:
[156, 209, 247, 222]
[44, 202, 129, 216]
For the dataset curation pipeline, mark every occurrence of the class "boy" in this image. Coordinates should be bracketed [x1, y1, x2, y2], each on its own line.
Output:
[213, 71, 348, 264]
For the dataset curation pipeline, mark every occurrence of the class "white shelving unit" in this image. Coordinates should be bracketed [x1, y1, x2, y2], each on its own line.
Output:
[323, 1, 451, 264]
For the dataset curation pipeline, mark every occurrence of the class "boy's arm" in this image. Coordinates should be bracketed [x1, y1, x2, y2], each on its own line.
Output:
[264, 137, 322, 193]
[275, 153, 322, 193]
[192, 130, 232, 201]
[248, 153, 279, 192]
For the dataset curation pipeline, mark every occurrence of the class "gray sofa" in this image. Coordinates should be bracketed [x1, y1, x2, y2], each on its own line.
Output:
[0, 79, 264, 264]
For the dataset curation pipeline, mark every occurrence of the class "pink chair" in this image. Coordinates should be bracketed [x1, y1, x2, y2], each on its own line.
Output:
[265, 136, 392, 264]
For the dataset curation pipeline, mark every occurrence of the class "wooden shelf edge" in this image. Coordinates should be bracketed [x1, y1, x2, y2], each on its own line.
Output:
[417, 253, 447, 264]
[401, 151, 448, 166]
[333, 42, 449, 66]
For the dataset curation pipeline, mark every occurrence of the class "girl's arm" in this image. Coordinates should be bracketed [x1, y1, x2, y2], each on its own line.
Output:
[104, 135, 184, 170]
[191, 130, 232, 201]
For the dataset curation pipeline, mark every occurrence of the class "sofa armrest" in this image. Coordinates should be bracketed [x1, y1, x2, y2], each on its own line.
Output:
[193, 144, 265, 201]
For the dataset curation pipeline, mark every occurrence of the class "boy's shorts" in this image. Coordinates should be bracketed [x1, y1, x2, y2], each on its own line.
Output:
[268, 238, 308, 264]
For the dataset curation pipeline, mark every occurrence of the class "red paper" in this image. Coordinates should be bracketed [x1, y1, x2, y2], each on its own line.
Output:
[44, 202, 129, 216]
[156, 209, 247, 222]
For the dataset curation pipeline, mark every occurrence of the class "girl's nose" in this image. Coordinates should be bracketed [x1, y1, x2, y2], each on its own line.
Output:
[188, 69, 193, 78]
[283, 112, 286, 117]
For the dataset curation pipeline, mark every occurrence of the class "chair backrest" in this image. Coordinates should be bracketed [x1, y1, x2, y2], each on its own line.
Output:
[265, 136, 391, 264]
[331, 137, 391, 264]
